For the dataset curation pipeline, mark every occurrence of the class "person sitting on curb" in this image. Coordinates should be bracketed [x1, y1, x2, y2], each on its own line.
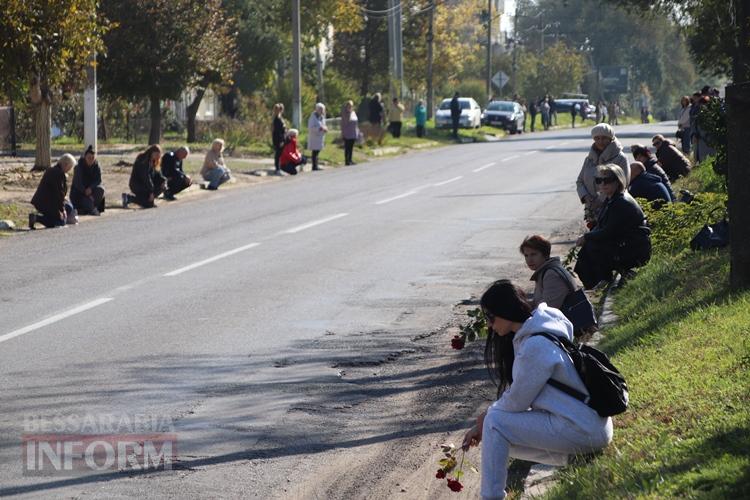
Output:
[462, 280, 612, 500]
[576, 123, 629, 228]
[70, 145, 105, 216]
[161, 146, 192, 200]
[574, 164, 651, 289]
[628, 161, 672, 205]
[201, 138, 231, 190]
[123, 144, 165, 209]
[29, 154, 77, 229]
[652, 134, 691, 182]
[519, 234, 582, 309]
[630, 144, 676, 201]
[279, 129, 306, 176]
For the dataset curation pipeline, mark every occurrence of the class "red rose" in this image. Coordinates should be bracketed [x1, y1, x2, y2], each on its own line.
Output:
[447, 479, 463, 492]
[451, 335, 465, 350]
[435, 469, 446, 479]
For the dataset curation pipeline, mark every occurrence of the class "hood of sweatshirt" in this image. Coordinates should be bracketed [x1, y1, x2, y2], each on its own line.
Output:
[587, 138, 623, 165]
[513, 303, 573, 349]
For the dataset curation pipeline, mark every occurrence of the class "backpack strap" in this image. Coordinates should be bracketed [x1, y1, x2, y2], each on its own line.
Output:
[540, 265, 576, 294]
[531, 332, 589, 404]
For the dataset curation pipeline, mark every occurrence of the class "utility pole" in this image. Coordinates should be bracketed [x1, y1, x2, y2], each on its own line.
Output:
[511, 0, 519, 94]
[83, 53, 97, 151]
[291, 0, 302, 129]
[395, 0, 403, 98]
[426, 0, 434, 119]
[486, 0, 492, 101]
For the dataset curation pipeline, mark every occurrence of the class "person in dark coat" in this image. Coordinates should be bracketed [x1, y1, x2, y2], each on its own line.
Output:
[574, 164, 651, 289]
[272, 103, 286, 174]
[161, 146, 192, 200]
[29, 154, 76, 229]
[652, 134, 691, 181]
[630, 144, 676, 201]
[628, 162, 672, 204]
[368, 93, 386, 145]
[528, 100, 538, 132]
[450, 92, 461, 139]
[70, 145, 105, 215]
[123, 144, 164, 208]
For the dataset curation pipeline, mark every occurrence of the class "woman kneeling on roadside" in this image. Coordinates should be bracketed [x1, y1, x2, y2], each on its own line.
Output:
[462, 280, 612, 499]
[520, 234, 581, 309]
[574, 164, 651, 289]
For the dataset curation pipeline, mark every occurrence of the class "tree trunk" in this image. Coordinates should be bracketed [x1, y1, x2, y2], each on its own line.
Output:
[30, 78, 51, 171]
[99, 101, 109, 142]
[426, 0, 435, 120]
[148, 95, 161, 145]
[727, 82, 750, 291]
[186, 88, 206, 143]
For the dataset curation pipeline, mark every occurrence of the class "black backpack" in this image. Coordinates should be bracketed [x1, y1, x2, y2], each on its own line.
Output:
[532, 332, 628, 417]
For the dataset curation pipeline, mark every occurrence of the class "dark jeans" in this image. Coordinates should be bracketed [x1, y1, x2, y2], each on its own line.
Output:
[390, 121, 402, 138]
[529, 114, 536, 132]
[128, 177, 164, 208]
[281, 156, 306, 176]
[36, 201, 74, 228]
[451, 117, 459, 137]
[274, 146, 283, 172]
[416, 124, 425, 137]
[344, 139, 355, 165]
[311, 150, 320, 170]
[680, 127, 691, 153]
[70, 186, 105, 214]
[574, 235, 651, 289]
[166, 174, 191, 197]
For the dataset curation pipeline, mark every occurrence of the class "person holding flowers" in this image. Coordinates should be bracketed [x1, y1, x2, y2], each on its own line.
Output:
[462, 280, 612, 499]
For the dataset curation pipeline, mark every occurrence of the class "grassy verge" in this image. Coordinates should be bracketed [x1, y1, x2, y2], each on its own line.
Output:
[544, 158, 747, 498]
[0, 202, 29, 232]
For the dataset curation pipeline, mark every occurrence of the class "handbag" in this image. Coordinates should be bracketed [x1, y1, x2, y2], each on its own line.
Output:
[690, 208, 729, 250]
[545, 266, 598, 332]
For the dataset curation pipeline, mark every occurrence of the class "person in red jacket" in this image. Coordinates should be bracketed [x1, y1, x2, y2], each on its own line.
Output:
[279, 129, 307, 175]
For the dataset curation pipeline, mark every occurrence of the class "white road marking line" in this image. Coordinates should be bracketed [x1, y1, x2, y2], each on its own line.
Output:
[164, 242, 261, 276]
[473, 162, 496, 172]
[559, 141, 570, 146]
[501, 155, 520, 162]
[283, 213, 349, 234]
[0, 298, 114, 344]
[433, 176, 463, 187]
[523, 151, 537, 156]
[545, 145, 555, 149]
[375, 190, 418, 205]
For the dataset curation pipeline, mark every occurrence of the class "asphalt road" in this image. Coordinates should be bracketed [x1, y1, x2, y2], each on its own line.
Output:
[0, 122, 673, 497]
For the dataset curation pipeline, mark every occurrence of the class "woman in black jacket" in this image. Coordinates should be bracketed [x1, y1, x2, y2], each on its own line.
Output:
[574, 164, 651, 289]
[123, 144, 164, 208]
[272, 103, 286, 174]
[70, 145, 105, 215]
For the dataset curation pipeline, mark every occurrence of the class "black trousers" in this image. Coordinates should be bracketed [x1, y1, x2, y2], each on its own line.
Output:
[416, 124, 425, 137]
[390, 121, 402, 138]
[274, 146, 283, 172]
[344, 139, 355, 165]
[128, 177, 164, 208]
[166, 174, 191, 196]
[311, 150, 320, 170]
[452, 117, 459, 137]
[70, 186, 105, 214]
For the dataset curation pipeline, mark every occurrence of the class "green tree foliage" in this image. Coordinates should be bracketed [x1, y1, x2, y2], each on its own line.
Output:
[99, 0, 236, 145]
[515, 0, 698, 113]
[0, 0, 106, 168]
[524, 42, 586, 100]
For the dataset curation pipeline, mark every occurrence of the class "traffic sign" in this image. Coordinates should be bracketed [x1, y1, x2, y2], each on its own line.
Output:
[492, 71, 509, 90]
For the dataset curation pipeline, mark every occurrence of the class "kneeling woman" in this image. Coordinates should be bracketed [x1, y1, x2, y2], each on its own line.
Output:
[574, 164, 651, 289]
[463, 280, 612, 499]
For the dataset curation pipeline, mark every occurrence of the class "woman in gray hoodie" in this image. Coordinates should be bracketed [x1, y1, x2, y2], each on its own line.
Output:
[462, 280, 612, 499]
[576, 123, 629, 227]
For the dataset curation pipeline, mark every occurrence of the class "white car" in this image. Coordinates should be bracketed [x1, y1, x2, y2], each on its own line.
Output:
[435, 97, 482, 129]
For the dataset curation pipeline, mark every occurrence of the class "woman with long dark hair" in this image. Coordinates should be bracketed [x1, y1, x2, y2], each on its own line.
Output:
[462, 280, 612, 499]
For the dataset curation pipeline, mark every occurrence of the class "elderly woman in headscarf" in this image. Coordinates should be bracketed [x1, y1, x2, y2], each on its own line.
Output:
[576, 123, 629, 228]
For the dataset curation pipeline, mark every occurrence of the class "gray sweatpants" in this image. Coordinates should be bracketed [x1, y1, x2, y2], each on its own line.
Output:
[481, 408, 612, 499]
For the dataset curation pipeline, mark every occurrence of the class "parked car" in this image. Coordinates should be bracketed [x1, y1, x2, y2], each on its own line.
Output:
[435, 98, 482, 129]
[552, 99, 596, 120]
[481, 101, 525, 133]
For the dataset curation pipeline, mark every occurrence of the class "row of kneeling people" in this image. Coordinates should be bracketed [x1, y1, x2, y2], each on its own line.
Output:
[29, 139, 232, 229]
[462, 122, 696, 495]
